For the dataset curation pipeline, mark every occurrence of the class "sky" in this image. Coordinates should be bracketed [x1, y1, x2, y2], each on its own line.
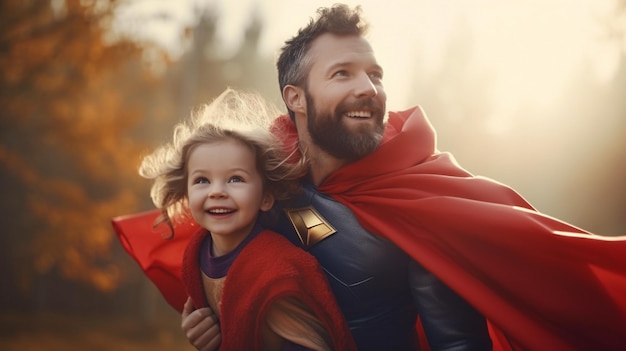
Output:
[114, 0, 623, 113]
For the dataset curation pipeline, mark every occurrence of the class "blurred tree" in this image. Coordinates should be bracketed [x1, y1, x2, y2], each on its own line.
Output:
[0, 0, 285, 315]
[564, 0, 626, 236]
[163, 4, 280, 126]
[0, 0, 167, 310]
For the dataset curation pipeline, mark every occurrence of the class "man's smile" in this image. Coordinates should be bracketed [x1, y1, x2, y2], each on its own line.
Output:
[345, 110, 372, 118]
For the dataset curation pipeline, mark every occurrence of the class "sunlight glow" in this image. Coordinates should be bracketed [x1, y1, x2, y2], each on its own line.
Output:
[115, 0, 623, 124]
[216, 0, 621, 114]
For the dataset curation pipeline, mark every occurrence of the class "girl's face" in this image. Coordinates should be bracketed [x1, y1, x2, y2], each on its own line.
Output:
[187, 138, 274, 255]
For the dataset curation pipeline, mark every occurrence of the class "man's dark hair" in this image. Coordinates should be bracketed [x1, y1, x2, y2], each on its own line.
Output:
[276, 4, 368, 119]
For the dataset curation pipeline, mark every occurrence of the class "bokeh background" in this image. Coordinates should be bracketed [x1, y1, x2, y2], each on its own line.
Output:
[1, 0, 624, 349]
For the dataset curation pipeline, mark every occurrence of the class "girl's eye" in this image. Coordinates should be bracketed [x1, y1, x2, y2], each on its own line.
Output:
[194, 177, 209, 184]
[332, 70, 348, 78]
[229, 176, 244, 183]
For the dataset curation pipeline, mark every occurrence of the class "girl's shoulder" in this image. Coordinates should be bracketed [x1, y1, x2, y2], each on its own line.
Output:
[233, 229, 320, 280]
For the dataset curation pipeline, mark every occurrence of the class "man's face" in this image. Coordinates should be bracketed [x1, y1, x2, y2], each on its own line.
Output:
[303, 33, 387, 161]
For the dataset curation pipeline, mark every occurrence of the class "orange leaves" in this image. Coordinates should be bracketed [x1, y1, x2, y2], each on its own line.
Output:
[28, 188, 132, 293]
[0, 0, 160, 294]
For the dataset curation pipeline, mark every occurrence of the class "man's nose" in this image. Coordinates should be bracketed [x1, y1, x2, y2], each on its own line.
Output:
[354, 73, 378, 98]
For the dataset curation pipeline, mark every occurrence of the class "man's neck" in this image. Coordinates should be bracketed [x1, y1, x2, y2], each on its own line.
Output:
[308, 151, 348, 186]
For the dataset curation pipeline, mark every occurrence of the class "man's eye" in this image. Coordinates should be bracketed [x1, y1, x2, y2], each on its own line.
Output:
[370, 71, 383, 80]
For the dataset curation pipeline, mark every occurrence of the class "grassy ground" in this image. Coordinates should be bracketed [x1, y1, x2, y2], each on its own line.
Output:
[0, 312, 196, 351]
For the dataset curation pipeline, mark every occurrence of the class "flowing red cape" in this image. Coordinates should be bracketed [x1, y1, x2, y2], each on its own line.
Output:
[113, 106, 626, 351]
[112, 210, 199, 310]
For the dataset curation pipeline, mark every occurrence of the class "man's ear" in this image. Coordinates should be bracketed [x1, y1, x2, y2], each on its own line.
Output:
[260, 192, 275, 212]
[282, 85, 306, 114]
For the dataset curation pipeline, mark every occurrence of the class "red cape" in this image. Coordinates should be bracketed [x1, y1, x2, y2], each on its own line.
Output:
[112, 210, 199, 311]
[113, 107, 626, 351]
[310, 107, 626, 350]
[181, 228, 356, 350]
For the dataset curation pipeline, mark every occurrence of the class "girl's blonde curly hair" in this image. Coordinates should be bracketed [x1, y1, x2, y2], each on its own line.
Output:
[139, 88, 306, 231]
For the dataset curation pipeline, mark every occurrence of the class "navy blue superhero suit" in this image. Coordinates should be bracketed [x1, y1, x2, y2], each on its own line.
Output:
[273, 182, 492, 351]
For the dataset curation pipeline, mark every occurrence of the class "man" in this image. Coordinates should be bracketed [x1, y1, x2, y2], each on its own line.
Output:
[115, 4, 626, 351]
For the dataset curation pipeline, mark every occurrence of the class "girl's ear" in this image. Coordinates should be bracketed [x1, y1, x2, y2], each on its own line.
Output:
[260, 192, 275, 212]
[282, 85, 306, 114]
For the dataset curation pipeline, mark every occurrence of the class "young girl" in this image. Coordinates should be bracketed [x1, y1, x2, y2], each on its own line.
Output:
[138, 89, 355, 351]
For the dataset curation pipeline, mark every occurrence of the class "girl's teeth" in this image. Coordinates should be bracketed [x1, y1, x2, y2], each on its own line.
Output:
[209, 208, 232, 214]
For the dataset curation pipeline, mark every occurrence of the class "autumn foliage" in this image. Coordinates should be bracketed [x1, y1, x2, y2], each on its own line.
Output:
[0, 0, 162, 294]
[0, 0, 281, 311]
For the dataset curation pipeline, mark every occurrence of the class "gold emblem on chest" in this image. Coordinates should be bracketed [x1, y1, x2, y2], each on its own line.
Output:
[284, 206, 336, 248]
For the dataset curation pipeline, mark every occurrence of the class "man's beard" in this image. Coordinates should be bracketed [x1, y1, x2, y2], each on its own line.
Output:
[305, 94, 385, 162]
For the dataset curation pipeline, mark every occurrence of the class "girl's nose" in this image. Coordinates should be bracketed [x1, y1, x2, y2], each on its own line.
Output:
[208, 184, 227, 198]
